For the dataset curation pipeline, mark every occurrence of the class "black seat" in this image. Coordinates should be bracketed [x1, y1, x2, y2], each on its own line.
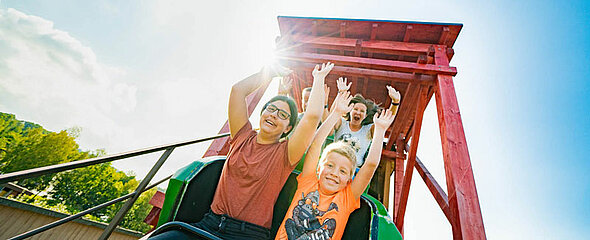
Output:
[155, 158, 373, 239]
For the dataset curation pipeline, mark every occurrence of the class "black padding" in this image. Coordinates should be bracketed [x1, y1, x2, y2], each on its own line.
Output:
[270, 172, 299, 238]
[173, 160, 225, 224]
[342, 199, 372, 240]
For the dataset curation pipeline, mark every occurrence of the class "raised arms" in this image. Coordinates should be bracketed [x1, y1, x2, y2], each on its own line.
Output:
[287, 63, 334, 165]
[351, 109, 395, 199]
[300, 91, 353, 178]
[228, 66, 291, 137]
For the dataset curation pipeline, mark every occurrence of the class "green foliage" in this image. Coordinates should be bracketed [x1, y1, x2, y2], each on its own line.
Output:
[119, 188, 158, 233]
[48, 162, 138, 218]
[0, 112, 158, 233]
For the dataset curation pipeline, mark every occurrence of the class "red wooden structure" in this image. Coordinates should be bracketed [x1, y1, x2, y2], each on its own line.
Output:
[204, 16, 486, 239]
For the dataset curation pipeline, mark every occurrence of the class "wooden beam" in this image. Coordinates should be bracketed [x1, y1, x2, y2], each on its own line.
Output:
[395, 85, 429, 230]
[204, 71, 272, 157]
[382, 157, 394, 209]
[434, 47, 486, 239]
[413, 152, 453, 223]
[277, 52, 458, 76]
[394, 137, 405, 221]
[386, 83, 420, 150]
[403, 25, 413, 42]
[447, 47, 455, 61]
[438, 27, 450, 45]
[340, 22, 346, 38]
[370, 23, 378, 40]
[285, 34, 435, 57]
[285, 62, 436, 84]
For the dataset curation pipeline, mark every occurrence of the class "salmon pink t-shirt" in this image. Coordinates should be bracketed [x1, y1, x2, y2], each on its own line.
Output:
[210, 122, 296, 229]
[275, 173, 361, 240]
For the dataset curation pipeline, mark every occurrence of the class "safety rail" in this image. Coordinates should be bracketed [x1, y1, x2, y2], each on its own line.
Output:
[0, 132, 230, 240]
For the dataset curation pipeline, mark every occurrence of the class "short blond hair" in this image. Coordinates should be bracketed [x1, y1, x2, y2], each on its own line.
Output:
[319, 141, 357, 177]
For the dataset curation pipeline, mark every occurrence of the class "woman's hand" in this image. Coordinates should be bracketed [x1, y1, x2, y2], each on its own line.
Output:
[332, 91, 353, 115]
[373, 109, 395, 132]
[337, 77, 351, 92]
[312, 62, 334, 80]
[387, 85, 401, 103]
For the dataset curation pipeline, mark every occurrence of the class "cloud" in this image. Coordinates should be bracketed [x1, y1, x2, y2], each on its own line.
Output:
[0, 8, 136, 149]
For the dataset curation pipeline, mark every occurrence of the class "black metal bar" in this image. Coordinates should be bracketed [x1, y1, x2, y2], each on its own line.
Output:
[8, 175, 171, 240]
[0, 133, 229, 184]
[99, 147, 175, 240]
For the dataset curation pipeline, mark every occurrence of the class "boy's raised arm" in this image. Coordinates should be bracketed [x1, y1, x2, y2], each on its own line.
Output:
[352, 109, 396, 199]
[300, 91, 353, 177]
[288, 63, 333, 165]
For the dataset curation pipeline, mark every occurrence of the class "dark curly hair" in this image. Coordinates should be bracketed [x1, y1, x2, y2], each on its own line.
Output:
[347, 94, 382, 126]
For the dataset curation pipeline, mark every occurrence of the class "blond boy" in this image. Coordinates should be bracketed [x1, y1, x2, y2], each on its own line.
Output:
[275, 90, 398, 240]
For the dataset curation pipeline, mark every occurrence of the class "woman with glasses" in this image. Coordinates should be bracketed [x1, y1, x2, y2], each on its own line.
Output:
[150, 63, 334, 240]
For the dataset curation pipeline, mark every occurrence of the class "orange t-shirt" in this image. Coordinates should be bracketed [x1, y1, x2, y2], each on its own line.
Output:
[275, 173, 361, 240]
[210, 122, 296, 228]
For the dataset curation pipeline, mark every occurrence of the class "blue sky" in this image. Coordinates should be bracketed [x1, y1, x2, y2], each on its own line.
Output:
[1, 0, 589, 239]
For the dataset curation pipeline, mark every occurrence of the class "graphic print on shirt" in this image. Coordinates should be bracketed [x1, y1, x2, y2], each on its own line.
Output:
[337, 133, 361, 153]
[284, 190, 338, 240]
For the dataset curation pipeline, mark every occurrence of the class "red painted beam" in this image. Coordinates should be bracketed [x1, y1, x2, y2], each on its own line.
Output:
[283, 34, 437, 57]
[413, 152, 453, 223]
[285, 62, 436, 83]
[203, 72, 273, 157]
[434, 48, 486, 239]
[395, 86, 429, 230]
[394, 137, 405, 221]
[277, 52, 457, 76]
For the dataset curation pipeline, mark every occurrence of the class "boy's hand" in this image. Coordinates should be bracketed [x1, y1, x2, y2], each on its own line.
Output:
[337, 77, 351, 92]
[278, 76, 293, 95]
[312, 62, 334, 80]
[373, 109, 395, 131]
[332, 91, 353, 115]
[387, 85, 401, 103]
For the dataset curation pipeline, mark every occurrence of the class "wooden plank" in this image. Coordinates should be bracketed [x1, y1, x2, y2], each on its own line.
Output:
[434, 48, 486, 239]
[362, 78, 369, 97]
[403, 25, 413, 42]
[386, 83, 420, 150]
[413, 153, 453, 223]
[438, 27, 450, 45]
[370, 23, 378, 40]
[382, 158, 394, 209]
[395, 85, 429, 230]
[340, 22, 346, 38]
[394, 137, 405, 221]
[277, 52, 458, 76]
[286, 62, 436, 83]
[287, 33, 435, 56]
[203, 72, 273, 157]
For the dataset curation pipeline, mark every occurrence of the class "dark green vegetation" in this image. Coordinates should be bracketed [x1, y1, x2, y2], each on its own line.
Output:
[0, 112, 156, 233]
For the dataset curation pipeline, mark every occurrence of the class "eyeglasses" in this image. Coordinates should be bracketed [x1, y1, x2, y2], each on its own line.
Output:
[265, 104, 291, 120]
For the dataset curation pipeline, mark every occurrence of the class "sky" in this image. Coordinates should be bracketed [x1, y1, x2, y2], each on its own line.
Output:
[1, 0, 589, 239]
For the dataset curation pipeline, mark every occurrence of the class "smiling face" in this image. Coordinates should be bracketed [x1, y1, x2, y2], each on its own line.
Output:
[260, 100, 292, 139]
[349, 103, 367, 126]
[318, 152, 355, 195]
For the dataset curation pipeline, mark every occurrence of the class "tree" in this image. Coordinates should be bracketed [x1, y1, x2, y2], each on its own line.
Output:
[48, 162, 138, 218]
[0, 128, 90, 191]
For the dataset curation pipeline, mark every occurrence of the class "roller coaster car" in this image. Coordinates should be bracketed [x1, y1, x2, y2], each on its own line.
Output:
[146, 156, 402, 239]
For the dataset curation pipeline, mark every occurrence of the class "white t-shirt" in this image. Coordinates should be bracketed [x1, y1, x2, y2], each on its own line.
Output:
[334, 118, 372, 167]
